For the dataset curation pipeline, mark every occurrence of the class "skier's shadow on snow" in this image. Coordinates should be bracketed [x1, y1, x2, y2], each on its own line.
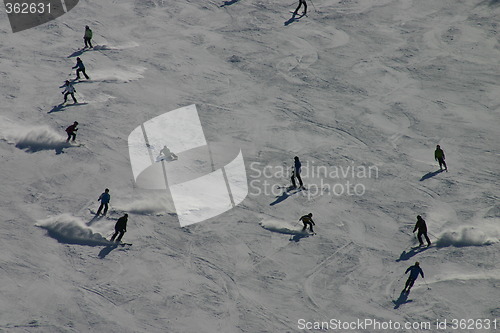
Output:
[48, 103, 87, 114]
[419, 169, 443, 181]
[48, 104, 66, 113]
[284, 13, 305, 26]
[393, 291, 413, 309]
[68, 48, 88, 58]
[98, 244, 119, 258]
[396, 246, 430, 262]
[270, 191, 291, 206]
[87, 215, 103, 226]
[15, 141, 74, 155]
[289, 233, 310, 242]
[220, 0, 240, 7]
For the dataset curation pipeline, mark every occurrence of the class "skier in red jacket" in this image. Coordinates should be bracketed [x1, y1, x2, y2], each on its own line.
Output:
[65, 121, 78, 142]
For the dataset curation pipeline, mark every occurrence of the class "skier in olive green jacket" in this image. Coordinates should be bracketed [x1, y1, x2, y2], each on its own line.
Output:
[434, 145, 447, 171]
[84, 25, 93, 48]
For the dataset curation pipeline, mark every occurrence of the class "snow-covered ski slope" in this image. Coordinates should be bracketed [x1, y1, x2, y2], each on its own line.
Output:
[0, 0, 499, 332]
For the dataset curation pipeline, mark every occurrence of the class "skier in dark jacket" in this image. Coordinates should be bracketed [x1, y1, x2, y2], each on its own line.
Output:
[65, 121, 78, 142]
[300, 213, 315, 232]
[413, 215, 431, 247]
[110, 213, 128, 243]
[293, 0, 307, 16]
[62, 80, 78, 104]
[291, 156, 304, 188]
[84, 25, 93, 48]
[73, 57, 90, 80]
[434, 145, 447, 171]
[96, 188, 110, 216]
[402, 262, 424, 293]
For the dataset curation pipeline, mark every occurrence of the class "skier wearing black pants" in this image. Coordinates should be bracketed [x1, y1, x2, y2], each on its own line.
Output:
[293, 0, 307, 16]
[96, 188, 110, 216]
[65, 121, 78, 142]
[73, 57, 90, 80]
[62, 80, 77, 104]
[434, 145, 447, 171]
[300, 213, 315, 232]
[291, 156, 304, 188]
[402, 262, 424, 293]
[84, 25, 93, 49]
[110, 214, 128, 243]
[413, 215, 431, 247]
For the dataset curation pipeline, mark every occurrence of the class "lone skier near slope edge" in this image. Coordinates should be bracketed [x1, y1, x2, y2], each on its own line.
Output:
[402, 261, 424, 293]
[413, 215, 431, 247]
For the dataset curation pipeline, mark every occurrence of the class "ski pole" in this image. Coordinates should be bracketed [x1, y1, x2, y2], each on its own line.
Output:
[309, 0, 317, 12]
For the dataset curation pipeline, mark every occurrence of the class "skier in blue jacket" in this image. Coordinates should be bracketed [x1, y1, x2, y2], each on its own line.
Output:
[96, 188, 110, 216]
[402, 262, 424, 293]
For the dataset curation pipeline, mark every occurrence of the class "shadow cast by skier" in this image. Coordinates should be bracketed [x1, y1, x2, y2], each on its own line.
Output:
[15, 140, 76, 155]
[98, 244, 119, 258]
[48, 103, 66, 113]
[393, 291, 413, 309]
[48, 102, 87, 114]
[270, 191, 291, 206]
[284, 12, 305, 26]
[396, 246, 430, 262]
[289, 232, 310, 242]
[419, 169, 443, 181]
[220, 0, 240, 7]
[68, 48, 87, 58]
[87, 215, 103, 226]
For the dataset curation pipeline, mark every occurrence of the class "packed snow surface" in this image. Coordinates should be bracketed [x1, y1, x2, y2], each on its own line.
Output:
[0, 0, 498, 332]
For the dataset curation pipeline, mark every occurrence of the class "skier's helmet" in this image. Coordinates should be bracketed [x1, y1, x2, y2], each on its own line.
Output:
[124, 213, 128, 218]
[77, 57, 81, 61]
[415, 261, 420, 266]
[437, 145, 440, 148]
[85, 25, 89, 29]
[65, 80, 70, 84]
[308, 213, 313, 217]
[74, 121, 78, 125]
[417, 215, 422, 219]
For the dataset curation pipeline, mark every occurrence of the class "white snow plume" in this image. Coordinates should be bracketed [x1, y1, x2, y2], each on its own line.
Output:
[36, 214, 111, 246]
[113, 195, 171, 215]
[1, 120, 66, 152]
[259, 218, 305, 235]
[436, 224, 500, 247]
